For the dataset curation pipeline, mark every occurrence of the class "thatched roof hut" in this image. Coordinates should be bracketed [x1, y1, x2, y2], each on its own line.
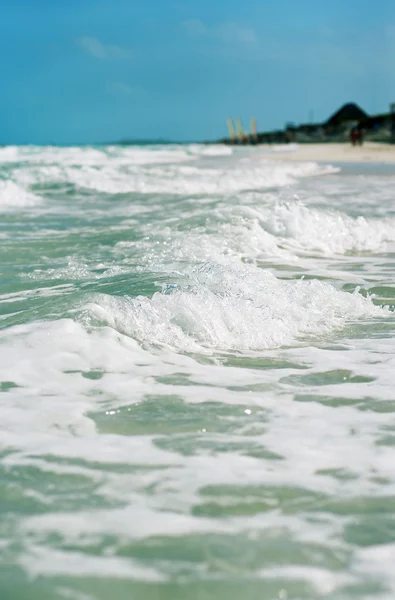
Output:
[325, 103, 368, 127]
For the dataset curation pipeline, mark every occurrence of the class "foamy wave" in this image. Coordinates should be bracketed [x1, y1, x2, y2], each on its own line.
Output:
[5, 142, 337, 196]
[84, 264, 386, 352]
[187, 144, 234, 157]
[246, 202, 395, 255]
[0, 145, 19, 162]
[109, 146, 196, 165]
[0, 143, 230, 167]
[114, 200, 395, 275]
[13, 160, 335, 196]
[0, 144, 195, 166]
[0, 180, 42, 209]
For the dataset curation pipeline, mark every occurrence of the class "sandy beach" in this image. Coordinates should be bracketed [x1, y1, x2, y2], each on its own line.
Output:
[266, 142, 395, 164]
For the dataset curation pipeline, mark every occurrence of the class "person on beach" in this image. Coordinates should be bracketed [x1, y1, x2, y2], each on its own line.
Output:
[350, 124, 364, 146]
[350, 125, 359, 146]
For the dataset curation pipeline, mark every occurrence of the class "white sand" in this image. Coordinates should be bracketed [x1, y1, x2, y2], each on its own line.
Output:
[265, 142, 395, 164]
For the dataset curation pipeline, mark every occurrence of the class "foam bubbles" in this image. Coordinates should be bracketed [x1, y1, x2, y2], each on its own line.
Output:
[245, 201, 395, 255]
[0, 179, 42, 209]
[2, 143, 395, 597]
[85, 264, 386, 352]
[7, 144, 337, 197]
[187, 143, 234, 156]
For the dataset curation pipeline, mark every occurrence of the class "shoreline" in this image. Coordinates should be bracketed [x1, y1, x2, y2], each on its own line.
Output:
[260, 142, 395, 165]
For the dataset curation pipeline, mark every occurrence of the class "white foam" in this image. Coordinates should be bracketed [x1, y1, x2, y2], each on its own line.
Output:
[0, 144, 195, 166]
[85, 264, 386, 352]
[20, 545, 166, 580]
[2, 142, 395, 594]
[112, 198, 395, 281]
[187, 143, 234, 156]
[0, 145, 19, 162]
[107, 145, 196, 165]
[9, 146, 336, 196]
[0, 179, 42, 209]
[243, 201, 395, 255]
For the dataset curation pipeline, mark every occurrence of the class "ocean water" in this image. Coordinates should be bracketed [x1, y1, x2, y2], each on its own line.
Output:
[1, 143, 395, 600]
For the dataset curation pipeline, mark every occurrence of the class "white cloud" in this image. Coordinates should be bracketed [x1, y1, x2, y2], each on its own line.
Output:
[182, 19, 257, 44]
[76, 36, 131, 59]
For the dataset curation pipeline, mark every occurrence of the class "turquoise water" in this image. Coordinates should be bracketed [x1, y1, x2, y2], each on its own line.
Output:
[1, 144, 395, 600]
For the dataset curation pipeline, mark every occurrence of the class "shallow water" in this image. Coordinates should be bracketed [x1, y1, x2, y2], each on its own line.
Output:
[1, 143, 395, 600]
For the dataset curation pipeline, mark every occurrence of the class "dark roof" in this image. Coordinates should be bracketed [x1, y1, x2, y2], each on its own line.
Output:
[325, 103, 369, 127]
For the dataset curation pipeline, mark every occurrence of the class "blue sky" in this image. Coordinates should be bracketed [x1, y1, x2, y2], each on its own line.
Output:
[1, 0, 394, 144]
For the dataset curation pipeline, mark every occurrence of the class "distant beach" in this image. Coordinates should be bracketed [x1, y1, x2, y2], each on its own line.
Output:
[262, 141, 395, 164]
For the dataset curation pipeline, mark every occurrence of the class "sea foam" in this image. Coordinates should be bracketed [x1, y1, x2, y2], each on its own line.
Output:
[0, 179, 42, 209]
[84, 264, 386, 352]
